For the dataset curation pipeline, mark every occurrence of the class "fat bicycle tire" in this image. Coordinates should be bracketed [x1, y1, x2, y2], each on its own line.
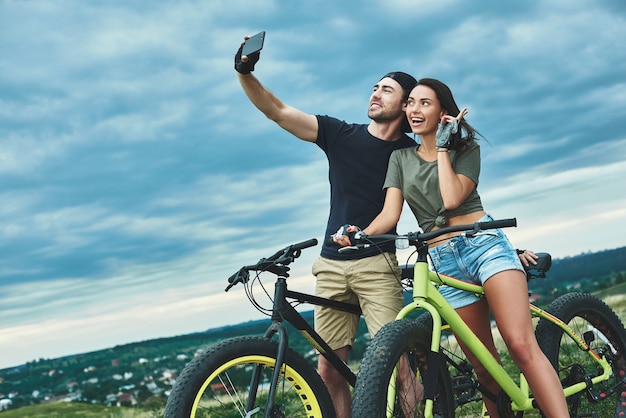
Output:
[352, 318, 455, 417]
[535, 292, 626, 418]
[164, 336, 336, 418]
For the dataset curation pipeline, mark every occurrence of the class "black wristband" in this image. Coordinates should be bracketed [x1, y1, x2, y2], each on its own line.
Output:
[234, 45, 259, 74]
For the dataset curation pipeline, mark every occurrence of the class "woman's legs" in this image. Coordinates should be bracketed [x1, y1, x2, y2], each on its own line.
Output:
[484, 270, 569, 418]
[455, 299, 503, 417]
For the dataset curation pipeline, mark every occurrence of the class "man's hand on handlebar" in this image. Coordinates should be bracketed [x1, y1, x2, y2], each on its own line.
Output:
[332, 224, 363, 247]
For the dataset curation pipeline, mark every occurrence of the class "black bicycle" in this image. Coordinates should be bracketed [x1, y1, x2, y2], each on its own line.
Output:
[164, 238, 454, 417]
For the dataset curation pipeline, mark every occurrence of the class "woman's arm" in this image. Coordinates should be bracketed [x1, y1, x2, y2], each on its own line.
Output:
[436, 109, 476, 210]
[333, 187, 404, 246]
[363, 187, 404, 235]
[437, 152, 477, 210]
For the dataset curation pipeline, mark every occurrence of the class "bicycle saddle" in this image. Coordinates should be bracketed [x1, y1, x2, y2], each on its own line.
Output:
[524, 252, 552, 280]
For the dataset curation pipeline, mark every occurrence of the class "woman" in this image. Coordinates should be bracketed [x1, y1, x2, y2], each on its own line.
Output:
[336, 78, 569, 417]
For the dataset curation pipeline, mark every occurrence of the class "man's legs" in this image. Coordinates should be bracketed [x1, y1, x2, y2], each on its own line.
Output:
[313, 257, 360, 418]
[350, 253, 404, 337]
[318, 346, 351, 418]
[313, 253, 404, 417]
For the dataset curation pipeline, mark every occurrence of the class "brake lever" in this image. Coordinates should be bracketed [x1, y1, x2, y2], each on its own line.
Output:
[338, 243, 371, 253]
[225, 269, 250, 292]
[465, 224, 481, 238]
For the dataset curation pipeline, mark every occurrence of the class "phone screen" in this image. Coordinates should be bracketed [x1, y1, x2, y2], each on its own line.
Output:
[241, 31, 265, 56]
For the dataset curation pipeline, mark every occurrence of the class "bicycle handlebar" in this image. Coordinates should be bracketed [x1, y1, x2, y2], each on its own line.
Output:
[225, 238, 318, 291]
[338, 218, 517, 253]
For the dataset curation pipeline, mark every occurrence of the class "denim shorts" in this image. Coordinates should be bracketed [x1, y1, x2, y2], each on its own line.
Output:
[428, 214, 524, 309]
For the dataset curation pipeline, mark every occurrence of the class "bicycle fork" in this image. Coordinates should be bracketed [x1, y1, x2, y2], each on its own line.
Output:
[246, 277, 359, 417]
[243, 278, 293, 418]
[250, 322, 290, 417]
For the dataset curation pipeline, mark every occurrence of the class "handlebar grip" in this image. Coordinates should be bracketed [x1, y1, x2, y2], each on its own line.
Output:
[227, 270, 239, 284]
[225, 268, 248, 292]
[266, 238, 316, 261]
[477, 218, 517, 230]
[292, 238, 318, 251]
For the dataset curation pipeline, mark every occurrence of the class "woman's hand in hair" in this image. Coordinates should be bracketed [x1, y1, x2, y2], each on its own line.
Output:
[440, 107, 468, 125]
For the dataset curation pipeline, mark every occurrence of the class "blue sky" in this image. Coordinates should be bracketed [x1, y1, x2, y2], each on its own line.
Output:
[1, 0, 625, 369]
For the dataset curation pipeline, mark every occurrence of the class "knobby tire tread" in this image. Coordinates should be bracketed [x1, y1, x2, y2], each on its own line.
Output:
[164, 335, 336, 418]
[352, 318, 455, 417]
[535, 292, 626, 418]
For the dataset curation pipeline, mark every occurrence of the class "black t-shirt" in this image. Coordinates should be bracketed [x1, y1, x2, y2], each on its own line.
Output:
[315, 115, 416, 260]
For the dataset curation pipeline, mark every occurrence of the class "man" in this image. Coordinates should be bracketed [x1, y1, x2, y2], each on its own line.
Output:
[235, 36, 416, 418]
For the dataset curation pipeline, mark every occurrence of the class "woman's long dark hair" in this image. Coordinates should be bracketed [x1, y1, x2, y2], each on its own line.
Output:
[416, 78, 482, 150]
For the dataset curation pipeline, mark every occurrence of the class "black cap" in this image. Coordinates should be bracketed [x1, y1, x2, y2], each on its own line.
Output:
[380, 72, 417, 100]
[380, 71, 417, 133]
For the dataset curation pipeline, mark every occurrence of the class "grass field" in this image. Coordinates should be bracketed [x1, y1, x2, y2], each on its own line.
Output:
[0, 402, 161, 418]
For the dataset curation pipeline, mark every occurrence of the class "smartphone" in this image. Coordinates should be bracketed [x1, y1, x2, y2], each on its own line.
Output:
[241, 31, 265, 56]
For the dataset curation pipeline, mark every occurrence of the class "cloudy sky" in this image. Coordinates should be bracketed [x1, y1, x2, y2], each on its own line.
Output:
[1, 0, 625, 369]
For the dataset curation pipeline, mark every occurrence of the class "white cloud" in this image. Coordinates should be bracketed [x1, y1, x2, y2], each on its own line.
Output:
[481, 158, 626, 256]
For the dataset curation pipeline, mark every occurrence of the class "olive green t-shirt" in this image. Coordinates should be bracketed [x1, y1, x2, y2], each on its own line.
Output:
[383, 142, 484, 232]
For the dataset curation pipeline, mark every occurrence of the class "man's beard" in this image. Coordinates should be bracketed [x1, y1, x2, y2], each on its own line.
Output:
[368, 108, 401, 123]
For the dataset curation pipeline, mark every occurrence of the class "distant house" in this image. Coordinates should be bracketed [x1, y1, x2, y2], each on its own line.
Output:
[0, 399, 12, 411]
[105, 393, 118, 406]
[117, 393, 137, 407]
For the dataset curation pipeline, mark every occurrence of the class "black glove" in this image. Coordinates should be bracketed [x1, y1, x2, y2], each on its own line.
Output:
[333, 224, 364, 245]
[234, 44, 260, 74]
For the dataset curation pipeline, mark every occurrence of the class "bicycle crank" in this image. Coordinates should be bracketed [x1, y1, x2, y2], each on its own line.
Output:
[496, 391, 522, 418]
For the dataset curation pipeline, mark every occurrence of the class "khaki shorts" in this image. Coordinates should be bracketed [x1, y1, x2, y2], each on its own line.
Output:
[312, 253, 403, 351]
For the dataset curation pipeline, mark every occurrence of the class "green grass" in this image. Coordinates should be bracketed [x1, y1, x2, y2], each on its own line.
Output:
[0, 402, 163, 418]
[595, 283, 626, 319]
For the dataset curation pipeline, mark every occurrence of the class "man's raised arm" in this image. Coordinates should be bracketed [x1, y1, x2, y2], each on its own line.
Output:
[235, 39, 318, 143]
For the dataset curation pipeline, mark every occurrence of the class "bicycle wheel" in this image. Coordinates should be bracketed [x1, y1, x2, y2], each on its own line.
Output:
[164, 336, 336, 418]
[415, 312, 484, 416]
[535, 292, 626, 418]
[352, 318, 455, 417]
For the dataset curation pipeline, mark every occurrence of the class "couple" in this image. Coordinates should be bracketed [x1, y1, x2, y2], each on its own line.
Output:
[234, 37, 568, 418]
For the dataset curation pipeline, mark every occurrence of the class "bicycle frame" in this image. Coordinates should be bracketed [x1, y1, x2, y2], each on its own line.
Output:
[395, 250, 614, 416]
[254, 276, 361, 415]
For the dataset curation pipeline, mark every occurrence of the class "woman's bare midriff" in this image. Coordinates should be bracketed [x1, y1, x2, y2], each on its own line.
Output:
[429, 210, 487, 248]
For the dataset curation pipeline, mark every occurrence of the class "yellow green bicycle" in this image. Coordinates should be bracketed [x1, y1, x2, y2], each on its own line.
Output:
[347, 218, 626, 417]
